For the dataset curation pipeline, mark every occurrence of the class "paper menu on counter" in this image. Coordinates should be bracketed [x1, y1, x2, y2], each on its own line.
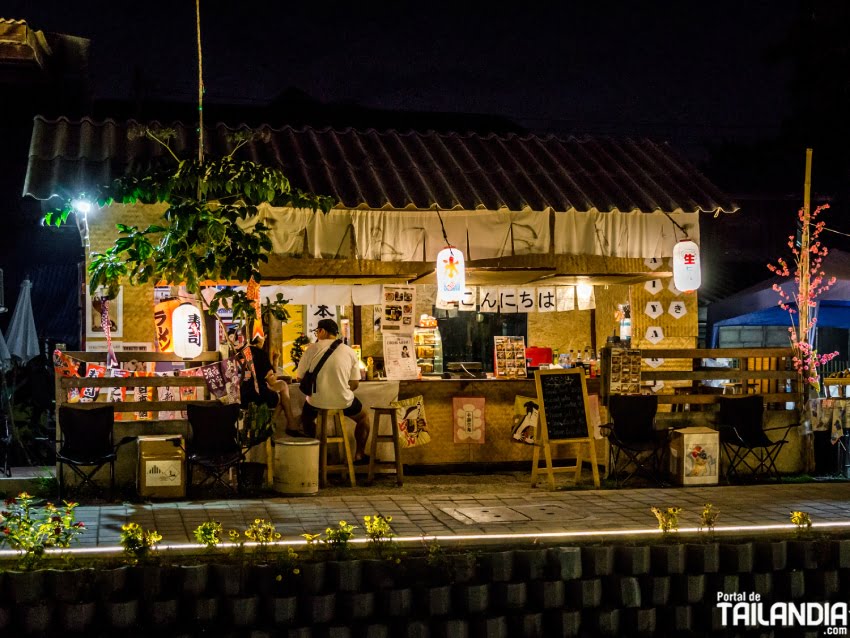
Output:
[493, 336, 527, 378]
[383, 334, 419, 380]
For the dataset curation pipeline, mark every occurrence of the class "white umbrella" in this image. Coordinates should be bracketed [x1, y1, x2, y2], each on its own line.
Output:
[6, 279, 39, 364]
[0, 328, 10, 372]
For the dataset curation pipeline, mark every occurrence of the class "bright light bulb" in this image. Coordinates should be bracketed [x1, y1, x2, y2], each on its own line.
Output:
[71, 198, 92, 214]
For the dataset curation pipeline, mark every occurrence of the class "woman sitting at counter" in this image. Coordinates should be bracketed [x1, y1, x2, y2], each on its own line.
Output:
[240, 333, 304, 437]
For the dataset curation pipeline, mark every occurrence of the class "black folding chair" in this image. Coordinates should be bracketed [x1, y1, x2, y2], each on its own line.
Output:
[601, 395, 666, 487]
[57, 405, 135, 501]
[717, 395, 792, 482]
[186, 403, 244, 494]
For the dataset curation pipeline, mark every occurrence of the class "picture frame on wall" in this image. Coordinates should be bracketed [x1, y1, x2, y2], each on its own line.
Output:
[85, 286, 124, 338]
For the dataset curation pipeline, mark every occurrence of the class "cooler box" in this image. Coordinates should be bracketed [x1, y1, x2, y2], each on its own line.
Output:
[138, 435, 186, 498]
[525, 347, 553, 368]
[669, 426, 719, 486]
[273, 437, 319, 495]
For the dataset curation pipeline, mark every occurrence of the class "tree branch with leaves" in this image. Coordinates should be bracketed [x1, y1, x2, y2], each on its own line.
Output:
[43, 126, 335, 334]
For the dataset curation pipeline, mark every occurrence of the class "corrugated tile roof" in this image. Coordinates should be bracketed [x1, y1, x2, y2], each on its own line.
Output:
[24, 116, 737, 214]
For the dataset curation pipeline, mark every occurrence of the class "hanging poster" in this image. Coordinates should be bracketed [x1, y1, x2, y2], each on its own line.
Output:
[133, 371, 155, 421]
[381, 285, 416, 334]
[156, 371, 180, 420]
[108, 368, 131, 421]
[382, 334, 419, 380]
[153, 299, 182, 352]
[280, 305, 304, 376]
[86, 286, 123, 338]
[391, 395, 431, 448]
[454, 397, 485, 444]
[493, 336, 527, 378]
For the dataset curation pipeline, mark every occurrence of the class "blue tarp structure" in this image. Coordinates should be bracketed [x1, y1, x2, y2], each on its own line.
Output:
[706, 250, 850, 347]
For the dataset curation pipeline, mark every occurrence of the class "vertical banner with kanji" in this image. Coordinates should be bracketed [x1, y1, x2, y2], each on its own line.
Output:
[153, 299, 181, 352]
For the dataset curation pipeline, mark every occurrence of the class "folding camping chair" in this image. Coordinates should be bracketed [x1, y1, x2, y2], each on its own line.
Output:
[186, 402, 244, 494]
[601, 394, 666, 487]
[56, 404, 135, 500]
[717, 395, 792, 482]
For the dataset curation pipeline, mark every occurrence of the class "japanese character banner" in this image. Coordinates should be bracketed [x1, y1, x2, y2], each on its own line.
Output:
[153, 299, 181, 352]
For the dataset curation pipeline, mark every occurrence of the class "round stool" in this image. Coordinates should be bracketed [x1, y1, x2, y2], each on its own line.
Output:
[317, 408, 356, 487]
[368, 407, 404, 486]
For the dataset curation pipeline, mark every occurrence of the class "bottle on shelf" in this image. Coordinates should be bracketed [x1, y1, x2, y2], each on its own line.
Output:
[568, 349, 575, 368]
[552, 348, 560, 366]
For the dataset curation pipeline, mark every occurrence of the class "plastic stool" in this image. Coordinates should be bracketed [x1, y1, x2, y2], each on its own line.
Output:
[317, 408, 356, 487]
[367, 407, 403, 486]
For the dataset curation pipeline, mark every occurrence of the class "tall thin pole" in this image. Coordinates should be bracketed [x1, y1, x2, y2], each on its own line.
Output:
[196, 0, 204, 163]
[799, 148, 813, 349]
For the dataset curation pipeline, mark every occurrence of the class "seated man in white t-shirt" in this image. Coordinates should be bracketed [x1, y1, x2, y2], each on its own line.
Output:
[297, 318, 371, 463]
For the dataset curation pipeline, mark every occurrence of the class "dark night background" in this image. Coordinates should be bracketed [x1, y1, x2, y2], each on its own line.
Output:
[4, 0, 850, 347]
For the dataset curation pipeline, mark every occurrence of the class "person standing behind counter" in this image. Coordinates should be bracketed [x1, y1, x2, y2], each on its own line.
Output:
[297, 318, 371, 463]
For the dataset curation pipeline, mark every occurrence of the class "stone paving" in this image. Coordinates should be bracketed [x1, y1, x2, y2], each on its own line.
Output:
[68, 477, 850, 549]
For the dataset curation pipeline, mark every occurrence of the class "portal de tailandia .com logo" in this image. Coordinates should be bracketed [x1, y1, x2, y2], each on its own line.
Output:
[718, 591, 848, 634]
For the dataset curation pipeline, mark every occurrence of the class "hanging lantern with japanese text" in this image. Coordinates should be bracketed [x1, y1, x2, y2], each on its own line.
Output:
[672, 239, 701, 292]
[172, 303, 205, 358]
[436, 246, 466, 302]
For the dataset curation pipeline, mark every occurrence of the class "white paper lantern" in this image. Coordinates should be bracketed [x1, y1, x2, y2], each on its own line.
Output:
[436, 246, 465, 302]
[672, 239, 701, 292]
[172, 303, 204, 358]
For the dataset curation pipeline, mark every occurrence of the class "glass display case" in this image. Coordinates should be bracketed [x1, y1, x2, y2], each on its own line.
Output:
[414, 326, 443, 375]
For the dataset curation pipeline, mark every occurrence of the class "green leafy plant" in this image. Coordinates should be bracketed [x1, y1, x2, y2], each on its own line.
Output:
[363, 514, 399, 561]
[0, 492, 86, 569]
[193, 521, 224, 549]
[699, 503, 719, 533]
[241, 403, 274, 448]
[790, 510, 813, 535]
[290, 334, 311, 369]
[119, 522, 162, 564]
[301, 532, 323, 560]
[650, 506, 682, 535]
[323, 520, 357, 559]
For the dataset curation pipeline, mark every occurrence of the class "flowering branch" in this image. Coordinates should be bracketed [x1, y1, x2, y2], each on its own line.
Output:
[766, 204, 838, 391]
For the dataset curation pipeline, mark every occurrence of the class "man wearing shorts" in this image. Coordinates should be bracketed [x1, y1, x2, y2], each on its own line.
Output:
[297, 319, 371, 463]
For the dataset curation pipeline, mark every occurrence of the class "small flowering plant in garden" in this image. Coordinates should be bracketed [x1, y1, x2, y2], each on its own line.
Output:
[119, 522, 162, 565]
[244, 518, 282, 562]
[790, 510, 813, 535]
[193, 521, 224, 549]
[0, 492, 86, 569]
[363, 514, 401, 561]
[323, 520, 357, 559]
[698, 503, 719, 534]
[650, 506, 682, 535]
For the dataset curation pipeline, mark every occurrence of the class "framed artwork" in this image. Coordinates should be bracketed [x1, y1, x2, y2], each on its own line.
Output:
[85, 286, 123, 338]
[453, 396, 485, 444]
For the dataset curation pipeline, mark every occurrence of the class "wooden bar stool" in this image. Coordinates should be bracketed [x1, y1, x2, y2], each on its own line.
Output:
[367, 407, 404, 486]
[317, 408, 356, 487]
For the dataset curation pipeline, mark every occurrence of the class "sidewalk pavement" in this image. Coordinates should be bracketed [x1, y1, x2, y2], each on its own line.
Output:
[66, 477, 850, 550]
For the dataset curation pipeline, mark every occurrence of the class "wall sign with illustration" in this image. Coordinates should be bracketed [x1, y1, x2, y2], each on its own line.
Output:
[383, 334, 419, 380]
[381, 285, 416, 334]
[531, 368, 600, 489]
[453, 397, 485, 444]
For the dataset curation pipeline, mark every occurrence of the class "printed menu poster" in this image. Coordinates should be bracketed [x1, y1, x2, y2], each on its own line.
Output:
[493, 336, 527, 378]
[609, 348, 643, 395]
[381, 285, 416, 335]
[383, 334, 419, 380]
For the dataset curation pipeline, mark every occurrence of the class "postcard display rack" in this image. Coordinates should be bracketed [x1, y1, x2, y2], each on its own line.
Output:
[494, 336, 528, 378]
[607, 348, 643, 395]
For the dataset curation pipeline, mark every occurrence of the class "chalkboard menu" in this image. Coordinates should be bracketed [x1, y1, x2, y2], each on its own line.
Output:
[534, 368, 592, 441]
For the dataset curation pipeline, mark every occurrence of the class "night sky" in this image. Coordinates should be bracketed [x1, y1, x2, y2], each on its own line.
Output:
[11, 1, 797, 156]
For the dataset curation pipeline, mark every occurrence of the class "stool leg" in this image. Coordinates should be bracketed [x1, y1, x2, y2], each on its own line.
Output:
[367, 412, 380, 483]
[390, 412, 403, 486]
[319, 411, 328, 488]
[336, 412, 356, 487]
